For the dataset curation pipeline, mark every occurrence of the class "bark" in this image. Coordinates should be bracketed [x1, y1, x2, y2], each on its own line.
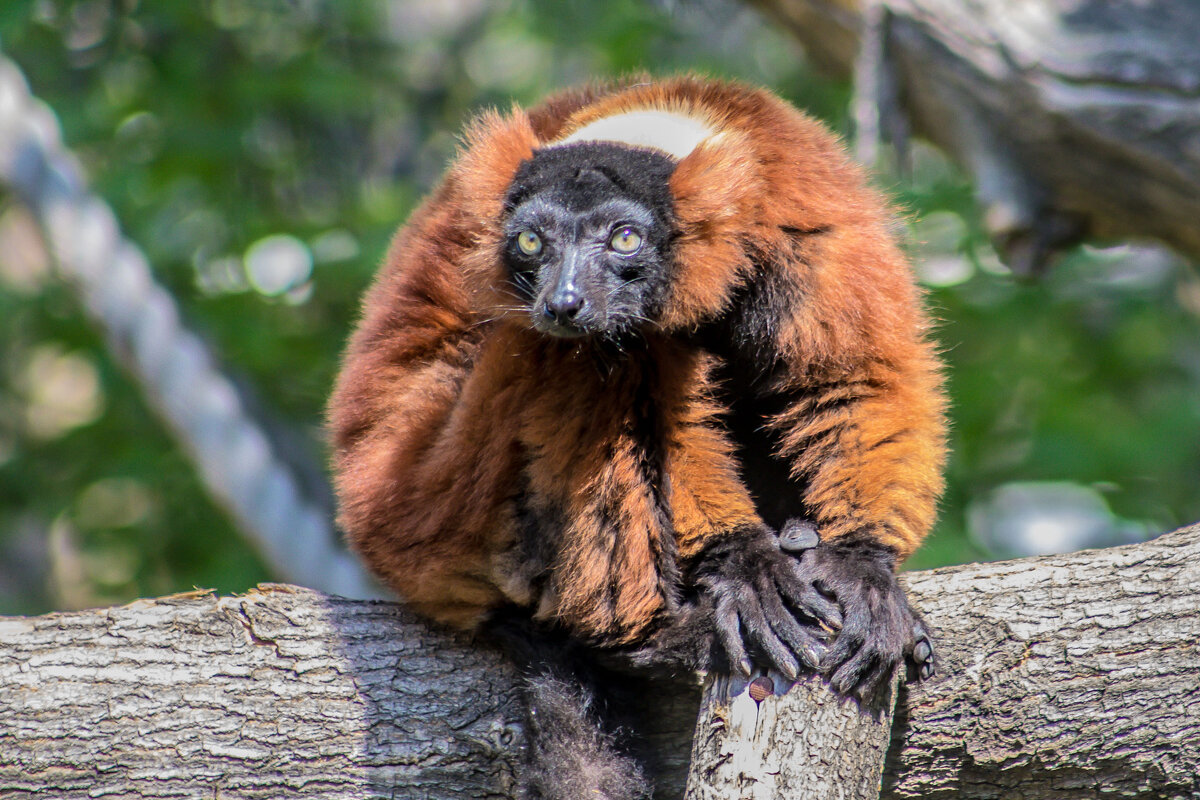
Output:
[0, 586, 528, 799]
[2, 524, 1199, 799]
[888, 523, 1200, 799]
[0, 584, 699, 799]
[753, 0, 1200, 272]
[685, 671, 899, 799]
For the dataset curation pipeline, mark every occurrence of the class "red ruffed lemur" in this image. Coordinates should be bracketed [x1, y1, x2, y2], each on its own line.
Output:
[330, 77, 947, 799]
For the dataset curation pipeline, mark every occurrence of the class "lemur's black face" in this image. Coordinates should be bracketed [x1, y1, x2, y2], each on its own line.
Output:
[502, 142, 676, 340]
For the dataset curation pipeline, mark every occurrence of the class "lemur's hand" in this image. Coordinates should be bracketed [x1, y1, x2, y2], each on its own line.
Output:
[693, 526, 841, 680]
[790, 533, 936, 700]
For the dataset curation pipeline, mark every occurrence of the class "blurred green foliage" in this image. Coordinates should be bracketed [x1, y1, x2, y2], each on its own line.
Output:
[1, 0, 1197, 615]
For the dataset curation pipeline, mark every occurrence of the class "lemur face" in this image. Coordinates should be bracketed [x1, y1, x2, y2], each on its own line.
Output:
[502, 142, 676, 340]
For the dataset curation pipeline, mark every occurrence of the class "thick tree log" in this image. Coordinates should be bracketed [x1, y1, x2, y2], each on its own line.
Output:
[0, 585, 699, 799]
[754, 0, 1200, 271]
[889, 523, 1200, 798]
[2, 524, 1199, 799]
[0, 587, 527, 799]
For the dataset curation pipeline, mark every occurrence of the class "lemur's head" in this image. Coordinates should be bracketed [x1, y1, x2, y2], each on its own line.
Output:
[501, 142, 677, 340]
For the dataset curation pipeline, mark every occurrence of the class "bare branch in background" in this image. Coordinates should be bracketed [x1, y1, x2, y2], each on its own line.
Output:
[0, 54, 376, 599]
[754, 0, 1200, 273]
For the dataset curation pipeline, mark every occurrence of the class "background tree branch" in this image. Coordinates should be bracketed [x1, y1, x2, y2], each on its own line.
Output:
[0, 54, 376, 601]
[3, 524, 1198, 799]
[753, 0, 1200, 272]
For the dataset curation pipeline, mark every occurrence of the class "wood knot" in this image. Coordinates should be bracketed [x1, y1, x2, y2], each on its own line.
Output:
[748, 675, 774, 703]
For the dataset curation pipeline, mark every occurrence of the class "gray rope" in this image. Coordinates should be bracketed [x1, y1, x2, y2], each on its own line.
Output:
[0, 53, 377, 599]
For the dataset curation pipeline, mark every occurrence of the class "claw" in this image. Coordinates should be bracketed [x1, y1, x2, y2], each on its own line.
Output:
[799, 639, 827, 668]
[779, 561, 842, 630]
[778, 657, 799, 681]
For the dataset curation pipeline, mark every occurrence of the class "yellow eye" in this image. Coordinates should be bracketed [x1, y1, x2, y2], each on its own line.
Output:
[609, 227, 642, 255]
[516, 230, 542, 255]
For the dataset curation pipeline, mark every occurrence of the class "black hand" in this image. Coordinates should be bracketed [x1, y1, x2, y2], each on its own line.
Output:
[790, 533, 936, 699]
[693, 526, 842, 679]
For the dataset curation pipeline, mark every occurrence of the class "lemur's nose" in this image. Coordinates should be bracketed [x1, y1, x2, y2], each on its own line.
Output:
[545, 289, 585, 323]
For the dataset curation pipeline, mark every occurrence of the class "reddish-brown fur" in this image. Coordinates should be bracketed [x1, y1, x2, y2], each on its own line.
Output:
[329, 77, 946, 644]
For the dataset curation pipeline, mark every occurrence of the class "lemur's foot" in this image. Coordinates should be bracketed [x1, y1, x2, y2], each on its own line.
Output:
[777, 518, 820, 553]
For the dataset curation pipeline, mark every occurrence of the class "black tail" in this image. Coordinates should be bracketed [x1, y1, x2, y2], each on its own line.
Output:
[484, 608, 654, 800]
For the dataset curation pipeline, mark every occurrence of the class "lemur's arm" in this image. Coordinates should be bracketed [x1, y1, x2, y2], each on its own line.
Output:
[719, 225, 947, 696]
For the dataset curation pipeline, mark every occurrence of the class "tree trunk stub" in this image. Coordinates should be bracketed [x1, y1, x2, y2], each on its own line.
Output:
[685, 670, 899, 799]
[2, 525, 1198, 799]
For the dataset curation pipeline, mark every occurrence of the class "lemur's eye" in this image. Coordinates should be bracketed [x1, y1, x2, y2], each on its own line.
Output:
[516, 230, 542, 255]
[609, 226, 642, 255]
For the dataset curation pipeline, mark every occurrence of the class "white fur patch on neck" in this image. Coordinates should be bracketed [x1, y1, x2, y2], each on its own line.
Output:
[555, 110, 713, 159]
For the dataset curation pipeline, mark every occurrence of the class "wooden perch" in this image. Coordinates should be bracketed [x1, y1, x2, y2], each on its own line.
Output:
[753, 0, 1200, 271]
[2, 523, 1198, 799]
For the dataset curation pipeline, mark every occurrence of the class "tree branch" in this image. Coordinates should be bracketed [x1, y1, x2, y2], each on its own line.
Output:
[2, 525, 1198, 799]
[889, 522, 1200, 798]
[0, 53, 375, 599]
[753, 0, 1200, 271]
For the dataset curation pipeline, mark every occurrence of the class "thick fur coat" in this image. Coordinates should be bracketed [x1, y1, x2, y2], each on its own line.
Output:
[330, 76, 945, 644]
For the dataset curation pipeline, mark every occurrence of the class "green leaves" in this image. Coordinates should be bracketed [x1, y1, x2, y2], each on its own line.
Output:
[2, 1, 1196, 611]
